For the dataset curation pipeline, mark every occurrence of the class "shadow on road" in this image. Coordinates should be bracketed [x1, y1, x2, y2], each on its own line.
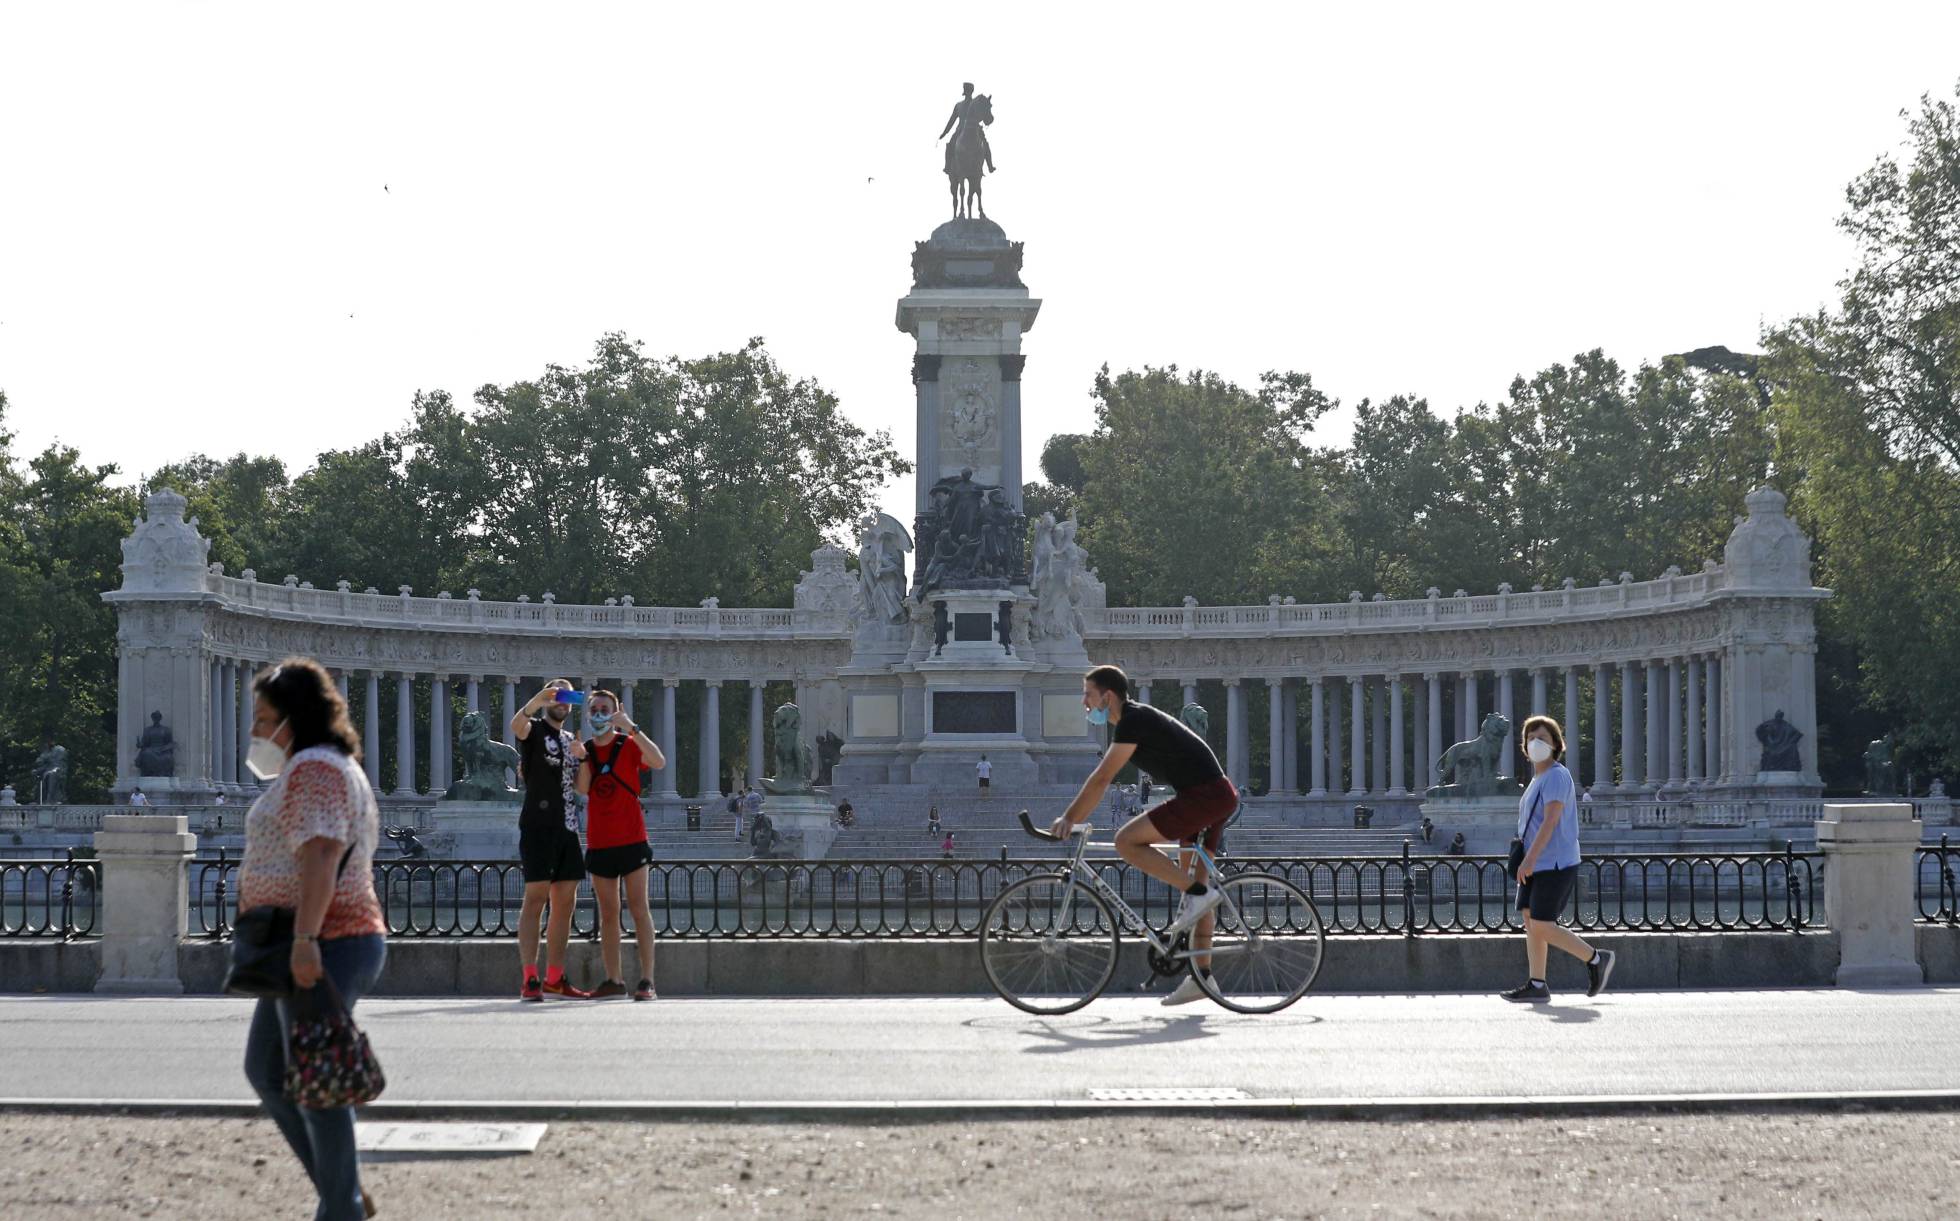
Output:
[963, 1010, 1319, 1054]
[1523, 1004, 1602, 1024]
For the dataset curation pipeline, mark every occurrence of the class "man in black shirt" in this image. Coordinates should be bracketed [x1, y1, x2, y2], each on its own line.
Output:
[510, 679, 590, 1001]
[1049, 665, 1239, 1005]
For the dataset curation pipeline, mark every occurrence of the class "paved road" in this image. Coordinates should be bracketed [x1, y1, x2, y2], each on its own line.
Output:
[4, 989, 1957, 1107]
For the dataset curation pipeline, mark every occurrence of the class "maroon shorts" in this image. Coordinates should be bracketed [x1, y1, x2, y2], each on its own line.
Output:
[1145, 775, 1239, 851]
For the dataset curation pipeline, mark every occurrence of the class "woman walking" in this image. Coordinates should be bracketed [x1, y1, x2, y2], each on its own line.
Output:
[1504, 715, 1615, 1002]
[575, 689, 665, 1001]
[238, 658, 387, 1220]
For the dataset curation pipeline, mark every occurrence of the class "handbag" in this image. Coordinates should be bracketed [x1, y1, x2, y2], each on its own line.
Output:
[222, 844, 356, 998]
[283, 975, 387, 1110]
[1506, 784, 1545, 880]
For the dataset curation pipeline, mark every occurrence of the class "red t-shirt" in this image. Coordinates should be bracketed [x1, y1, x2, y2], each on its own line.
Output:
[582, 734, 647, 850]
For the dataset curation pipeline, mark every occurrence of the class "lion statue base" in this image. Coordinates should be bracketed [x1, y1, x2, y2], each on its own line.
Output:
[761, 702, 817, 796]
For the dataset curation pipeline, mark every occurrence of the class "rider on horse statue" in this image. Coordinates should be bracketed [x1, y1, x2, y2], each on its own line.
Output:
[938, 82, 996, 176]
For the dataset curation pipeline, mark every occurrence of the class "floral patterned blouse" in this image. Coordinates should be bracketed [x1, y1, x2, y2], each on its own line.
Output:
[239, 745, 386, 940]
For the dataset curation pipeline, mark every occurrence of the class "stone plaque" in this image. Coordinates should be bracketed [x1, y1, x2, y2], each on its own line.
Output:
[954, 612, 993, 642]
[933, 690, 1017, 734]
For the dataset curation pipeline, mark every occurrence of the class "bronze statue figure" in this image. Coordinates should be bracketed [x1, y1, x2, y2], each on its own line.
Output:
[135, 711, 176, 778]
[938, 82, 996, 220]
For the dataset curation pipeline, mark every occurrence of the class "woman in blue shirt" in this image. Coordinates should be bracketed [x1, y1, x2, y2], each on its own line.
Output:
[1505, 715, 1616, 1002]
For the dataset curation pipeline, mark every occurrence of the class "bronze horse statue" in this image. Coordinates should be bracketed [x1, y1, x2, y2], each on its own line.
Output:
[946, 93, 994, 220]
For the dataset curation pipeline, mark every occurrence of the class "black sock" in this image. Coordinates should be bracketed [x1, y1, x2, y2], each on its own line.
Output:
[1185, 881, 1208, 896]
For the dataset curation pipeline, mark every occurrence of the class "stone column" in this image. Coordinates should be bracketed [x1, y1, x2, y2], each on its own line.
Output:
[503, 680, 519, 749]
[1309, 678, 1327, 795]
[748, 681, 766, 790]
[1282, 681, 1298, 794]
[1646, 659, 1665, 788]
[1686, 655, 1704, 783]
[1818, 803, 1924, 986]
[1388, 676, 1406, 795]
[1593, 663, 1612, 792]
[1225, 679, 1248, 783]
[1328, 678, 1344, 794]
[1666, 658, 1685, 785]
[1454, 673, 1469, 743]
[1620, 661, 1642, 789]
[466, 676, 481, 715]
[1426, 674, 1443, 791]
[701, 680, 724, 800]
[1530, 668, 1548, 717]
[363, 672, 381, 789]
[1267, 679, 1284, 794]
[429, 675, 449, 795]
[658, 680, 681, 798]
[218, 659, 237, 787]
[1562, 667, 1580, 764]
[1368, 677, 1386, 793]
[208, 658, 223, 786]
[1348, 677, 1365, 797]
[621, 680, 636, 724]
[394, 672, 416, 797]
[999, 355, 1024, 502]
[335, 671, 349, 703]
[93, 814, 196, 994]
[1497, 671, 1515, 778]
[1704, 658, 1722, 782]
[913, 357, 940, 513]
[237, 666, 253, 787]
[1182, 680, 1198, 710]
[1465, 672, 1480, 742]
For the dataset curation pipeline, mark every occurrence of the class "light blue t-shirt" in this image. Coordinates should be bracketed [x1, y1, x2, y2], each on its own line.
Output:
[1518, 762, 1580, 871]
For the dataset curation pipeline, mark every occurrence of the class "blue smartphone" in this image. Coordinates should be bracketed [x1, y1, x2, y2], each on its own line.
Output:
[553, 689, 586, 705]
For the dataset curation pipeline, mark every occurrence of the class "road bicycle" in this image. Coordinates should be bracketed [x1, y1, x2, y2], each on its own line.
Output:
[978, 811, 1325, 1015]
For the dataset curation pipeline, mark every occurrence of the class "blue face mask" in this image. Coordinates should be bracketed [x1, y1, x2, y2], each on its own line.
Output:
[590, 711, 614, 732]
[1085, 703, 1111, 727]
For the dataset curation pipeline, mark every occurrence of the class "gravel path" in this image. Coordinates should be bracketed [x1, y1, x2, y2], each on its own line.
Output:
[3, 1110, 1956, 1219]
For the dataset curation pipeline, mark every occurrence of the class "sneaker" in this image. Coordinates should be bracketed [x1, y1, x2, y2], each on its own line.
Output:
[1161, 974, 1209, 1007]
[1501, 981, 1550, 1003]
[541, 976, 593, 1000]
[588, 979, 627, 999]
[1587, 950, 1617, 998]
[633, 978, 656, 1002]
[520, 976, 542, 1003]
[1164, 887, 1224, 936]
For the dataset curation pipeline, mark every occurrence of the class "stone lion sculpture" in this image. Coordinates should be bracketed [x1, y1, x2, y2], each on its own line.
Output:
[1179, 702, 1210, 740]
[442, 712, 520, 802]
[1427, 713, 1520, 798]
[762, 703, 815, 795]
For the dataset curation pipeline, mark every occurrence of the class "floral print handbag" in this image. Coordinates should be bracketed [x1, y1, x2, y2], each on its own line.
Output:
[283, 976, 386, 1110]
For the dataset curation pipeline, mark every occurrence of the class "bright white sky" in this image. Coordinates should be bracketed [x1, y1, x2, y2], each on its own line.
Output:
[4, 2, 1958, 533]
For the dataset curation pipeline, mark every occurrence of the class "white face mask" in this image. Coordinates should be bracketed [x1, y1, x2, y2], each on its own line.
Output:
[1525, 739, 1554, 765]
[246, 721, 290, 780]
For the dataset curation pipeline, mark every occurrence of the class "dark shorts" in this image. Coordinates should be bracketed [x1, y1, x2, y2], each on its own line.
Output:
[1145, 775, 1239, 852]
[978, 777, 990, 789]
[1516, 865, 1578, 921]
[586, 840, 654, 879]
[519, 826, 586, 884]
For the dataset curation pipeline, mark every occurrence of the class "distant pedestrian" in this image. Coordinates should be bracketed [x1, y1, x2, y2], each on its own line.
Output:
[1420, 816, 1435, 844]
[742, 786, 763, 839]
[1447, 831, 1466, 855]
[214, 791, 228, 806]
[941, 831, 956, 859]
[926, 805, 942, 835]
[731, 788, 745, 839]
[1139, 777, 1152, 806]
[1503, 716, 1614, 1003]
[128, 788, 148, 807]
[237, 658, 386, 1221]
[976, 754, 991, 791]
[577, 689, 667, 1002]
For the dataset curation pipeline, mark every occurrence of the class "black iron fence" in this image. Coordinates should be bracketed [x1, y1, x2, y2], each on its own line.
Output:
[0, 851, 100, 938]
[181, 844, 1820, 940]
[1919, 836, 1958, 925]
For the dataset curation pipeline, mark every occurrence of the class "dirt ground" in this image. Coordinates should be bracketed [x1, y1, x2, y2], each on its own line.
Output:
[2, 1109, 1956, 1219]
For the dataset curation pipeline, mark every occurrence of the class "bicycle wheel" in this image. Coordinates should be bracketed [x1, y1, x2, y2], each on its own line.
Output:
[980, 875, 1120, 1015]
[1192, 873, 1325, 1014]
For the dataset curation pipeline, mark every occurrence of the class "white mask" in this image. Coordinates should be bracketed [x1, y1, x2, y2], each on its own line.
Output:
[1525, 739, 1554, 765]
[246, 721, 290, 780]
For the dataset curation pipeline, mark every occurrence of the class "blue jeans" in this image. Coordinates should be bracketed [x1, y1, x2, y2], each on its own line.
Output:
[243, 933, 387, 1221]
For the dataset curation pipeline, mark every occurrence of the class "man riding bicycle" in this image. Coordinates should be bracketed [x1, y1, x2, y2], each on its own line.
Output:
[1050, 665, 1240, 1005]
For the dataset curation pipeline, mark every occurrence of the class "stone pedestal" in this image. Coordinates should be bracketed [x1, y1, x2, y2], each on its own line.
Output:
[754, 794, 838, 861]
[426, 800, 522, 861]
[1817, 802, 1923, 987]
[94, 814, 196, 995]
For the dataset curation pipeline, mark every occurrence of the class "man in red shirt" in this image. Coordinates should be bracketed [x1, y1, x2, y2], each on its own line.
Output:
[574, 689, 666, 1001]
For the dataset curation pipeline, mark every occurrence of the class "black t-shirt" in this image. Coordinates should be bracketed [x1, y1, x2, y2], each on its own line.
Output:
[1111, 700, 1224, 793]
[516, 714, 578, 833]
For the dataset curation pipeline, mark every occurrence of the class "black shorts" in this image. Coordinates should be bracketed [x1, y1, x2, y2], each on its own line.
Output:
[978, 777, 990, 789]
[519, 826, 586, 884]
[585, 840, 654, 879]
[1516, 865, 1578, 921]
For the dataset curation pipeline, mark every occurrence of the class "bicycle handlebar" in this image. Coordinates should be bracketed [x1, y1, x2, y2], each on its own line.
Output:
[1018, 810, 1090, 842]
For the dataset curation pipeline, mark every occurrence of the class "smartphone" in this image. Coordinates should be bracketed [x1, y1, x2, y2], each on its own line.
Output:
[553, 689, 586, 705]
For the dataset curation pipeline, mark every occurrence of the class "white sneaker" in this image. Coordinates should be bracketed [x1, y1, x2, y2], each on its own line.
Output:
[1164, 886, 1223, 936]
[1161, 974, 1209, 1006]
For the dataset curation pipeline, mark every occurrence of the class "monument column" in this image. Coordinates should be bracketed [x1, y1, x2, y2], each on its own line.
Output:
[466, 676, 481, 715]
[1704, 657, 1722, 782]
[1562, 666, 1580, 767]
[1620, 661, 1642, 789]
[748, 681, 766, 790]
[1531, 668, 1548, 717]
[659, 680, 681, 798]
[218, 660, 237, 786]
[208, 658, 223, 786]
[1309, 678, 1327, 795]
[1593, 663, 1612, 792]
[1348, 678, 1365, 797]
[1497, 671, 1515, 778]
[1136, 679, 1153, 708]
[1282, 681, 1298, 794]
[394, 673, 416, 796]
[701, 680, 724, 801]
[335, 671, 349, 703]
[999, 354, 1024, 503]
[1464, 672, 1480, 741]
[1182, 680, 1199, 710]
[429, 675, 449, 795]
[913, 356, 941, 513]
[363, 672, 381, 789]
[1666, 658, 1685, 785]
[1370, 677, 1388, 793]
[1328, 678, 1344, 793]
[237, 666, 253, 788]
[1425, 674, 1443, 791]
[1388, 676, 1406, 795]
[1645, 659, 1665, 786]
[503, 680, 519, 749]
[1224, 679, 1248, 784]
[1686, 656, 1704, 783]
[1267, 679, 1284, 794]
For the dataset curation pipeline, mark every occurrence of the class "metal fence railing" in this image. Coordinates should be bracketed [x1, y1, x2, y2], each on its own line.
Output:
[0, 851, 101, 938]
[1919, 836, 1958, 925]
[177, 844, 1822, 941]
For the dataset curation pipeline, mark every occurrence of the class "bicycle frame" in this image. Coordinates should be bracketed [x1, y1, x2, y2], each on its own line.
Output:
[1048, 822, 1231, 965]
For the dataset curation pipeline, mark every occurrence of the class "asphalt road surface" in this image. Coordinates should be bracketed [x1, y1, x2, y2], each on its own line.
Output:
[4, 988, 1957, 1107]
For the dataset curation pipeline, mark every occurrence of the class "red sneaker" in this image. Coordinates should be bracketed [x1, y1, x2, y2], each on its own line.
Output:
[520, 976, 543, 1003]
[542, 977, 593, 1000]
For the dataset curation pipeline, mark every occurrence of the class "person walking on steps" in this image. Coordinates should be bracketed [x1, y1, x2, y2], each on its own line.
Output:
[1503, 715, 1615, 1003]
[976, 754, 991, 792]
[1048, 665, 1239, 1007]
[577, 689, 666, 1001]
[512, 679, 590, 1001]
